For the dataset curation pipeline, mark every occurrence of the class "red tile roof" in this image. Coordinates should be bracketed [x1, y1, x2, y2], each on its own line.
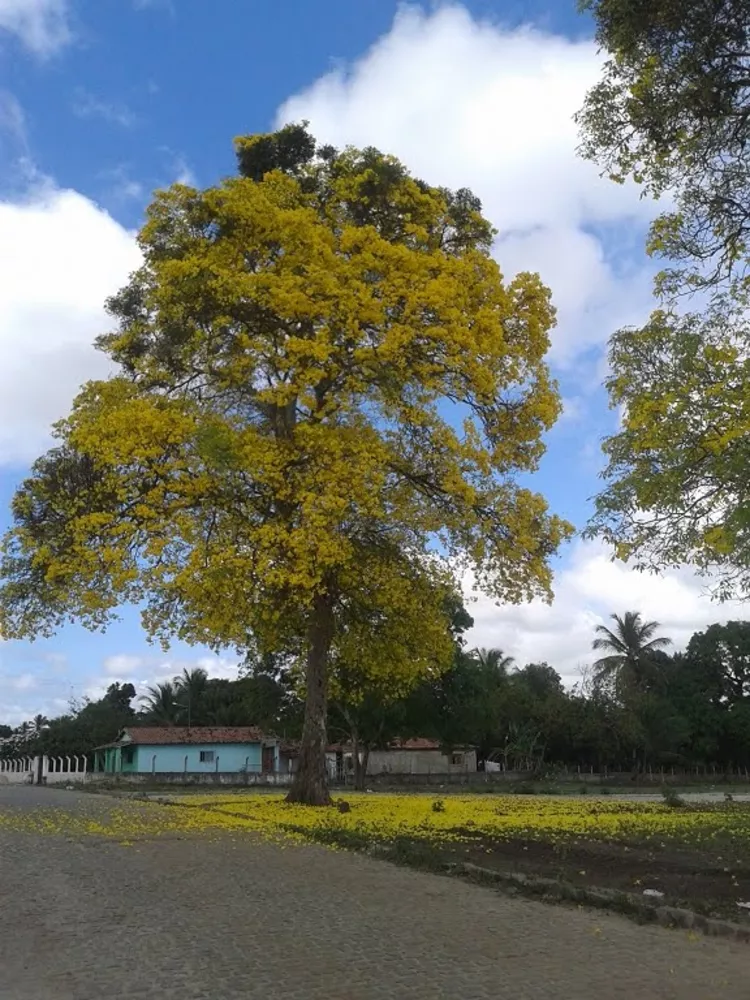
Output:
[123, 727, 268, 746]
[388, 737, 442, 751]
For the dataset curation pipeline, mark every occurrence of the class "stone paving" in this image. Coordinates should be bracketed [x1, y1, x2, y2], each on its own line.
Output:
[0, 786, 747, 1000]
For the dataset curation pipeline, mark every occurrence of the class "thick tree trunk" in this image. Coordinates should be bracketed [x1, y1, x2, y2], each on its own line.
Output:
[352, 733, 370, 791]
[358, 748, 371, 791]
[286, 591, 334, 806]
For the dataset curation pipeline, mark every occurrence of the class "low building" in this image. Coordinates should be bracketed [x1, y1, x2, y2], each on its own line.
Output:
[93, 727, 280, 776]
[367, 738, 477, 775]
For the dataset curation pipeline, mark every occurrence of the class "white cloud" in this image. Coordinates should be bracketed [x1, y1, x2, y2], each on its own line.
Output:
[464, 539, 747, 685]
[94, 652, 240, 702]
[173, 156, 196, 186]
[100, 164, 145, 202]
[7, 672, 36, 691]
[72, 89, 136, 128]
[0, 0, 70, 55]
[0, 90, 26, 150]
[103, 654, 145, 676]
[0, 180, 140, 464]
[277, 4, 660, 362]
[559, 395, 586, 424]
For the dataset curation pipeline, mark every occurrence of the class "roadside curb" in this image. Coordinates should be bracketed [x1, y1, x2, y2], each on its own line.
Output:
[453, 861, 750, 944]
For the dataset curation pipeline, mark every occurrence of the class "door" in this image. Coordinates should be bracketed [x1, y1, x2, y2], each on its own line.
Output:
[262, 745, 275, 774]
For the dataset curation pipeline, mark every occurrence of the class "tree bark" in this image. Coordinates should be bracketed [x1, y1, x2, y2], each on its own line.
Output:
[352, 732, 370, 791]
[360, 747, 371, 790]
[286, 591, 334, 806]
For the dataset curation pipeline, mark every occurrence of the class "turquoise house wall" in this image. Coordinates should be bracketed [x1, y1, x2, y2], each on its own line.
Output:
[131, 743, 264, 774]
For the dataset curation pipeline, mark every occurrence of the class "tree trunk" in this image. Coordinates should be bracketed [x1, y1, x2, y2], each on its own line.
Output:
[353, 736, 370, 791]
[286, 591, 334, 806]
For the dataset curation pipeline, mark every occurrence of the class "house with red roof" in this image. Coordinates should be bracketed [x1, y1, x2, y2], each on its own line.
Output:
[93, 727, 281, 776]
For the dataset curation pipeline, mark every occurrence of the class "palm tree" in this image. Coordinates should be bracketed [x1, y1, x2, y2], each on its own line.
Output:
[472, 647, 515, 677]
[141, 682, 180, 725]
[174, 667, 209, 726]
[31, 714, 48, 735]
[592, 611, 672, 695]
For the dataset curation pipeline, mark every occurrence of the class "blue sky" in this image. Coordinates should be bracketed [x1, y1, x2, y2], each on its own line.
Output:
[0, 0, 739, 723]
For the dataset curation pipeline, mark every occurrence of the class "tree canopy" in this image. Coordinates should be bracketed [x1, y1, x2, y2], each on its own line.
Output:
[577, 0, 750, 298]
[0, 124, 570, 803]
[578, 0, 750, 597]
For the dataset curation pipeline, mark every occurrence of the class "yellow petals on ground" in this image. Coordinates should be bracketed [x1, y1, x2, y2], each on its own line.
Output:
[1, 793, 749, 856]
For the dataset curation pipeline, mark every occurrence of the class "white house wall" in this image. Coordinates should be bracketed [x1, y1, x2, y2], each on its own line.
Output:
[367, 749, 477, 775]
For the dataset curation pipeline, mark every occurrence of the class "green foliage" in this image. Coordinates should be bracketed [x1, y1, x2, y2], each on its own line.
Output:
[578, 0, 750, 593]
[578, 0, 750, 298]
[36, 682, 137, 759]
[586, 308, 750, 598]
[592, 611, 672, 699]
[661, 786, 685, 809]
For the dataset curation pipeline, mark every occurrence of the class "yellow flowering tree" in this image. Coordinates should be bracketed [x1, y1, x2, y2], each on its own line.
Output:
[0, 125, 572, 804]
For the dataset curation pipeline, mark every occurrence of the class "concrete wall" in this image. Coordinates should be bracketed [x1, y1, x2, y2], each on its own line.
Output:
[131, 743, 264, 774]
[0, 756, 88, 785]
[0, 758, 34, 784]
[86, 770, 294, 786]
[367, 749, 477, 775]
[44, 755, 88, 784]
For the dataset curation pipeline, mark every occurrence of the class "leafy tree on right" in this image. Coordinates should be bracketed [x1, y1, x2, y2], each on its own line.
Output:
[578, 0, 750, 597]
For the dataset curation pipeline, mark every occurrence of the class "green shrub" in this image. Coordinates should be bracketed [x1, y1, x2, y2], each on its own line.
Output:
[661, 786, 685, 808]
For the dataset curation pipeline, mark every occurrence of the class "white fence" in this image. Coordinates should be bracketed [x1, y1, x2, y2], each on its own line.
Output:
[43, 755, 88, 784]
[0, 755, 88, 785]
[0, 757, 34, 784]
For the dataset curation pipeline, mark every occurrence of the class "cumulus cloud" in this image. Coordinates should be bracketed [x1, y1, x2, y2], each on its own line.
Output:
[7, 672, 36, 692]
[0, 181, 140, 464]
[464, 539, 746, 685]
[277, 4, 660, 363]
[91, 652, 240, 704]
[102, 654, 145, 676]
[0, 0, 70, 55]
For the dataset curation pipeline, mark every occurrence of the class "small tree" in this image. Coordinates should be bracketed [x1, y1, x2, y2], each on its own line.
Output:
[0, 125, 571, 804]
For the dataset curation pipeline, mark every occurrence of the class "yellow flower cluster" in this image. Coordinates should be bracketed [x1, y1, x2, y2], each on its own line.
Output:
[1, 793, 749, 855]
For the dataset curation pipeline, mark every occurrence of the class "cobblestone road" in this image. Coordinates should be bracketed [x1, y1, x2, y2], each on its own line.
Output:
[0, 786, 747, 999]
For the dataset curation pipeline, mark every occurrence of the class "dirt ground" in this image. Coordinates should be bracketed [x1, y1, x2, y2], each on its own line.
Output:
[436, 831, 750, 921]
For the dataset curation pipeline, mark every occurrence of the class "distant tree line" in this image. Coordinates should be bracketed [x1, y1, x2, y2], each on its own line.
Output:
[4, 611, 750, 784]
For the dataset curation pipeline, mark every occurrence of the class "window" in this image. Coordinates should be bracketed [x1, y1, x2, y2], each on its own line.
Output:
[122, 748, 134, 765]
[200, 750, 215, 763]
[451, 753, 464, 767]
